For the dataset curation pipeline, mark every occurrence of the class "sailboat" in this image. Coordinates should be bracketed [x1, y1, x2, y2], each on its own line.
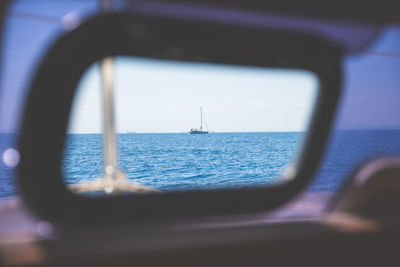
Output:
[190, 107, 209, 134]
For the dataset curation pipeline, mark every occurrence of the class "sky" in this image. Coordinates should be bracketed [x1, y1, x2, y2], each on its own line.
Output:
[69, 58, 317, 133]
[0, 0, 400, 134]
[336, 27, 400, 129]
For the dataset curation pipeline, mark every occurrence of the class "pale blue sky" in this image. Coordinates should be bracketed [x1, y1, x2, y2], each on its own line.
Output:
[68, 57, 318, 133]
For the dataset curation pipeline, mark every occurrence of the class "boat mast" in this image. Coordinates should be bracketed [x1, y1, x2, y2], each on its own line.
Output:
[200, 107, 203, 131]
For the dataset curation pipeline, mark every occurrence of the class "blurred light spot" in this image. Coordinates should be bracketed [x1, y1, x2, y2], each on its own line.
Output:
[36, 221, 53, 238]
[282, 164, 297, 181]
[61, 12, 81, 30]
[2, 148, 20, 168]
[104, 186, 114, 194]
[105, 165, 114, 175]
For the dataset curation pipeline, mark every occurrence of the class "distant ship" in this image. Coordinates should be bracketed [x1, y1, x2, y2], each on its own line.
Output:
[190, 107, 208, 134]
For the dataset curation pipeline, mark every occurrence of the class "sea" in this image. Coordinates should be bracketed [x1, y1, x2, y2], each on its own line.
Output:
[1, 130, 400, 198]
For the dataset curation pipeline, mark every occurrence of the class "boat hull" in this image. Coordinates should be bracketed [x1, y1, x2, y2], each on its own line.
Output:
[189, 130, 208, 134]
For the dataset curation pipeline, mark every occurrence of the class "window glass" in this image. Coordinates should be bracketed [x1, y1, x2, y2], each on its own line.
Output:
[310, 26, 400, 191]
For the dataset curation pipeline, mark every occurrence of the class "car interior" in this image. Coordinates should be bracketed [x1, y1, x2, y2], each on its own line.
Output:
[0, 0, 400, 266]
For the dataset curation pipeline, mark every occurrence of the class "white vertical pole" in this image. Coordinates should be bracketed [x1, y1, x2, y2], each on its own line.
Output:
[101, 57, 119, 184]
[99, 0, 121, 193]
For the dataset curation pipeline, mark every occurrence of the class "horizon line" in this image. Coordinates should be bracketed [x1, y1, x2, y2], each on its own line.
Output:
[2, 128, 400, 135]
[66, 130, 307, 134]
[63, 128, 400, 134]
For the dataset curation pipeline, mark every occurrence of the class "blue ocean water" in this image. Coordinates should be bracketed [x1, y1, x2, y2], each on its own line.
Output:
[63, 132, 301, 191]
[1, 130, 400, 198]
[0, 134, 16, 198]
[309, 130, 400, 191]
